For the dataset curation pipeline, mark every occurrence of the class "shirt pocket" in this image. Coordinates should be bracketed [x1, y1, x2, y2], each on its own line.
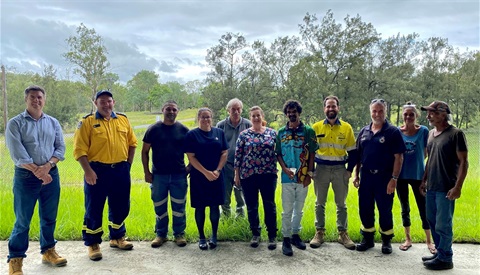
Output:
[117, 126, 128, 144]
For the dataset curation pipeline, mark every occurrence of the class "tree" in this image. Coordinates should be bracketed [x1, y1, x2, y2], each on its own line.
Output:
[126, 70, 160, 112]
[63, 23, 110, 111]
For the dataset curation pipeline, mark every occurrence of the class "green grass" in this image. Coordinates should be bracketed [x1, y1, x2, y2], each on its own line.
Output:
[0, 111, 479, 243]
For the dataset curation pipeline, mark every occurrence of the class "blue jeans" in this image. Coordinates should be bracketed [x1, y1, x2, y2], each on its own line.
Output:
[151, 173, 188, 237]
[281, 182, 308, 237]
[426, 191, 455, 262]
[221, 163, 245, 215]
[8, 167, 60, 260]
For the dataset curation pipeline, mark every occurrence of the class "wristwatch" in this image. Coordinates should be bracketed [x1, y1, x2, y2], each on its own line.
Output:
[215, 169, 221, 173]
[307, 171, 314, 177]
[48, 161, 57, 168]
[391, 175, 398, 181]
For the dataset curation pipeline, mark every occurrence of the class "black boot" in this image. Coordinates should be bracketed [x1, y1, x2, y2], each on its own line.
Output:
[381, 234, 393, 254]
[356, 230, 375, 251]
[282, 237, 293, 256]
[291, 234, 306, 250]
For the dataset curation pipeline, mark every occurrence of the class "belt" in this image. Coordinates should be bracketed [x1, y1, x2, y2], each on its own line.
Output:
[91, 161, 125, 168]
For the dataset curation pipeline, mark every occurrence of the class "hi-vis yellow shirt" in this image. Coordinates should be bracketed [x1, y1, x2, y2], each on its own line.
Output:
[312, 118, 356, 163]
[73, 111, 137, 163]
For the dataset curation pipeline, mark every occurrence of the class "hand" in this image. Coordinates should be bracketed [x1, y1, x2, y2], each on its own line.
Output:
[353, 176, 360, 188]
[446, 186, 461, 200]
[419, 181, 427, 196]
[345, 170, 352, 179]
[302, 175, 312, 188]
[144, 171, 153, 183]
[84, 169, 98, 185]
[234, 174, 241, 187]
[41, 174, 53, 185]
[387, 179, 396, 194]
[33, 165, 50, 180]
[204, 170, 219, 182]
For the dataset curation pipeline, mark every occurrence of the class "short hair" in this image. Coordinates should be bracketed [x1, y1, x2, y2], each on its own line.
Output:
[162, 100, 178, 110]
[283, 100, 302, 115]
[24, 85, 45, 96]
[226, 98, 243, 110]
[323, 95, 339, 107]
[249, 106, 264, 117]
[370, 98, 387, 111]
[197, 107, 213, 119]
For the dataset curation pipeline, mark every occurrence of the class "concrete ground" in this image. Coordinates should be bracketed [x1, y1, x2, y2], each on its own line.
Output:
[1, 241, 479, 275]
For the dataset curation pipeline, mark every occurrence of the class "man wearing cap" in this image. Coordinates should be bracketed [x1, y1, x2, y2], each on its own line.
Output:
[216, 98, 251, 217]
[6, 85, 67, 274]
[353, 99, 406, 254]
[142, 100, 189, 248]
[420, 101, 468, 270]
[74, 90, 138, 261]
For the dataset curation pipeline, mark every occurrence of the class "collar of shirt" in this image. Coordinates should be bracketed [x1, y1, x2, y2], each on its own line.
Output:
[323, 118, 341, 125]
[285, 121, 305, 131]
[22, 109, 45, 121]
[95, 111, 118, 120]
[366, 119, 390, 133]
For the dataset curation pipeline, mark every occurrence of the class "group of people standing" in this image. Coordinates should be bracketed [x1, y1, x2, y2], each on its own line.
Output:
[5, 85, 468, 275]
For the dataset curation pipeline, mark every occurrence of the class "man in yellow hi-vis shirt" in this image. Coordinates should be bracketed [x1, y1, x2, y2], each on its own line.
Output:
[74, 90, 137, 261]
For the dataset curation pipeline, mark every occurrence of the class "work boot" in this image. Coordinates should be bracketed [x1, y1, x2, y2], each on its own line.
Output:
[267, 237, 277, 250]
[8, 257, 23, 275]
[356, 230, 375, 251]
[174, 235, 187, 247]
[151, 236, 168, 248]
[291, 234, 306, 250]
[309, 229, 325, 248]
[282, 237, 293, 256]
[338, 231, 356, 250]
[110, 237, 133, 250]
[42, 247, 67, 267]
[381, 234, 393, 254]
[88, 243, 102, 261]
[424, 258, 454, 270]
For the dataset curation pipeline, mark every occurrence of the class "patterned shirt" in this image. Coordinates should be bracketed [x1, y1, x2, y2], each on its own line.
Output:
[234, 127, 278, 179]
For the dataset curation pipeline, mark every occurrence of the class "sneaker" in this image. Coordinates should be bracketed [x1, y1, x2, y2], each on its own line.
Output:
[88, 244, 102, 261]
[268, 238, 277, 250]
[424, 258, 454, 270]
[291, 234, 306, 250]
[110, 237, 133, 250]
[250, 236, 260, 248]
[42, 247, 67, 267]
[422, 254, 437, 262]
[174, 235, 187, 247]
[282, 237, 293, 256]
[8, 257, 23, 275]
[309, 229, 325, 248]
[338, 231, 356, 250]
[151, 236, 168, 248]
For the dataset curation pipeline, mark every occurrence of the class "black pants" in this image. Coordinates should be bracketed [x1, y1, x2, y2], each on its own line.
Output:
[396, 179, 429, 229]
[241, 173, 278, 239]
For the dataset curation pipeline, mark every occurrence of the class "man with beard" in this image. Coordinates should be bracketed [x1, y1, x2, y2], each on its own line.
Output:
[420, 101, 468, 270]
[275, 100, 317, 256]
[216, 98, 252, 218]
[353, 99, 405, 254]
[141, 100, 190, 248]
[310, 96, 357, 250]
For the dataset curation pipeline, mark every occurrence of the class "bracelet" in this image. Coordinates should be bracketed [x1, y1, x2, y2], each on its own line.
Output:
[391, 175, 398, 180]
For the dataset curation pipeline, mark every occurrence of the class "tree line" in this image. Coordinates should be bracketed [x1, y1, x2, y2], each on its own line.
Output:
[1, 10, 479, 133]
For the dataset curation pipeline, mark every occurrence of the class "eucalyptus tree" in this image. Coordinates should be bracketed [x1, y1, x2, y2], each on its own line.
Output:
[63, 23, 110, 110]
[126, 70, 160, 112]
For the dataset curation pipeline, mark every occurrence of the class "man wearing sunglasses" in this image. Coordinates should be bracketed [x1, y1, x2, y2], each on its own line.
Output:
[142, 100, 190, 248]
[354, 99, 406, 254]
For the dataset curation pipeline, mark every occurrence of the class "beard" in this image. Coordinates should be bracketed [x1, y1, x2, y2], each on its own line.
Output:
[326, 111, 337, 120]
[288, 116, 297, 122]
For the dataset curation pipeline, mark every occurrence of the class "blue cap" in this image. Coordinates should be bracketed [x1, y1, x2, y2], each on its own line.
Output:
[95, 90, 113, 100]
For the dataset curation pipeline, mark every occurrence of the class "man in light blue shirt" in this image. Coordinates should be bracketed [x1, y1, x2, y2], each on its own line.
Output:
[5, 85, 67, 274]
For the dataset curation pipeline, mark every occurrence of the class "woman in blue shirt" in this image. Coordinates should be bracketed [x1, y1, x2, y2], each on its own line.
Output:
[397, 102, 435, 254]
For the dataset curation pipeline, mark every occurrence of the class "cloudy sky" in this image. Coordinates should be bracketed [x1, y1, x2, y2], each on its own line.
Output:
[1, 0, 479, 84]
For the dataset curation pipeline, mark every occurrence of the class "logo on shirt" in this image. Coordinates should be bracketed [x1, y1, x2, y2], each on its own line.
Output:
[77, 121, 82, 129]
[379, 136, 385, 143]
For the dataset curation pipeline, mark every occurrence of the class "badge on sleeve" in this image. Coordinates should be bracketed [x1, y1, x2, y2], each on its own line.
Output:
[77, 121, 83, 129]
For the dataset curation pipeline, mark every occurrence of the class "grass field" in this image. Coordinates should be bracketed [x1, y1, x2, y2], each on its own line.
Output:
[0, 111, 479, 244]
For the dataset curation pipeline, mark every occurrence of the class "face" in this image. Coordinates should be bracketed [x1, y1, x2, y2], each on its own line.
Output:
[403, 108, 417, 125]
[324, 99, 339, 119]
[370, 103, 386, 125]
[250, 109, 264, 125]
[198, 110, 212, 128]
[228, 103, 242, 121]
[426, 110, 446, 127]
[25, 90, 45, 111]
[162, 103, 178, 123]
[286, 107, 300, 123]
[95, 95, 115, 118]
